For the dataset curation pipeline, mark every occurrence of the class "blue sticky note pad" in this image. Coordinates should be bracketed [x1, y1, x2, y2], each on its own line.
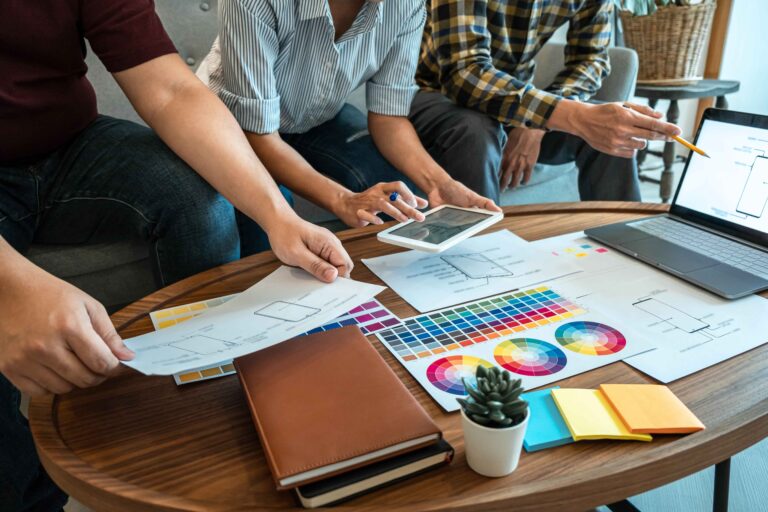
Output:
[522, 387, 574, 452]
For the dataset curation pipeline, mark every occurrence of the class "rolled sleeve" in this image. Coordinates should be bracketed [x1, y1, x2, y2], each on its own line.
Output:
[365, 3, 425, 116]
[219, 91, 281, 134]
[365, 83, 419, 116]
[217, 0, 281, 134]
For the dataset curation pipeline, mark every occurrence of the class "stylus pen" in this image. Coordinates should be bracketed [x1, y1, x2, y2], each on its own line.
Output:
[673, 135, 710, 158]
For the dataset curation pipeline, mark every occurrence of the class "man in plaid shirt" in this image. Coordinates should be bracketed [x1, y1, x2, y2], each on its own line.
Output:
[411, 0, 681, 203]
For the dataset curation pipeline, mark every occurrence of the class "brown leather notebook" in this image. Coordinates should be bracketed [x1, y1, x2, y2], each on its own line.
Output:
[234, 325, 441, 490]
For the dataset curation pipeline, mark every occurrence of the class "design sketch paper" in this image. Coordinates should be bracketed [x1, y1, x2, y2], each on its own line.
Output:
[124, 266, 384, 375]
[533, 232, 768, 382]
[363, 230, 580, 313]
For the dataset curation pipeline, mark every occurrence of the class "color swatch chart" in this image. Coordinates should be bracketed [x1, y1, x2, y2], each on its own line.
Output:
[303, 300, 401, 336]
[376, 286, 585, 362]
[149, 297, 401, 386]
[551, 242, 609, 259]
[150, 294, 237, 330]
[376, 288, 652, 411]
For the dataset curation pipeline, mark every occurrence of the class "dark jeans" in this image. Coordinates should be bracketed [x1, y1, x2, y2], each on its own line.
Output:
[409, 90, 642, 203]
[0, 115, 287, 511]
[281, 104, 418, 194]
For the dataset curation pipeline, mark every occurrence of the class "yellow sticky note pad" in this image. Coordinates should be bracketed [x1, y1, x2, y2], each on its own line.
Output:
[551, 389, 652, 442]
[600, 384, 705, 434]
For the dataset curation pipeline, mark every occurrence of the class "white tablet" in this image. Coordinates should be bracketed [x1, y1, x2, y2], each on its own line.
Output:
[377, 205, 503, 253]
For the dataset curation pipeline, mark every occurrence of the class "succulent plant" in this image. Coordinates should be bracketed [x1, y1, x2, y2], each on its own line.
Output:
[458, 366, 528, 428]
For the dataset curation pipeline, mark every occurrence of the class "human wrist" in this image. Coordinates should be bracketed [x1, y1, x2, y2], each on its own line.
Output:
[327, 186, 356, 219]
[546, 100, 589, 137]
[416, 164, 453, 195]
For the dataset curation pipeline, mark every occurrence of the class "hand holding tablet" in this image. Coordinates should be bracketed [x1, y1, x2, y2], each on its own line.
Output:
[377, 205, 504, 253]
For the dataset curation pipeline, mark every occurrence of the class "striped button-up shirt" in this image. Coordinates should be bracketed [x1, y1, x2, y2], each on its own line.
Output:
[199, 0, 426, 134]
[416, 0, 613, 129]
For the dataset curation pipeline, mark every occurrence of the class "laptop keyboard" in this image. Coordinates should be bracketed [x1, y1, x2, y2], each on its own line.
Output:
[632, 217, 768, 279]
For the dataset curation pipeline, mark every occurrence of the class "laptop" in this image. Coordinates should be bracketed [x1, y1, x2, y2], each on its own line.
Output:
[585, 108, 768, 299]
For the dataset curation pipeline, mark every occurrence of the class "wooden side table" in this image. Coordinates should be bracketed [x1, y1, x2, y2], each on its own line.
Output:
[634, 79, 740, 202]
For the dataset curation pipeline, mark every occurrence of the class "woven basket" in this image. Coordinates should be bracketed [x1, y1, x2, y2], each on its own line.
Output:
[620, 3, 716, 86]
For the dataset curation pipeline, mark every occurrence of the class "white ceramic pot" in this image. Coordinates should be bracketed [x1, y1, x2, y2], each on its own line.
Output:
[461, 408, 529, 477]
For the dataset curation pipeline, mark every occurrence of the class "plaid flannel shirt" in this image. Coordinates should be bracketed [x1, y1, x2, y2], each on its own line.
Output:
[416, 0, 613, 129]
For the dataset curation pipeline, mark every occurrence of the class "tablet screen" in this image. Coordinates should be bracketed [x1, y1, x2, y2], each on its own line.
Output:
[389, 207, 493, 245]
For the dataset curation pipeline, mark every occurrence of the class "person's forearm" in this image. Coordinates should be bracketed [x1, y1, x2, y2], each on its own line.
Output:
[367, 113, 450, 193]
[0, 237, 44, 285]
[244, 132, 352, 215]
[115, 56, 296, 233]
[546, 100, 589, 136]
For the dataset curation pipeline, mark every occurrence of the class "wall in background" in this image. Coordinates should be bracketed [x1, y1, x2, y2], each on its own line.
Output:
[717, 0, 768, 115]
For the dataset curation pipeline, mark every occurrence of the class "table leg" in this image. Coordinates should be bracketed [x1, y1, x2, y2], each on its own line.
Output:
[716, 95, 729, 109]
[713, 458, 731, 512]
[607, 499, 642, 512]
[661, 100, 679, 203]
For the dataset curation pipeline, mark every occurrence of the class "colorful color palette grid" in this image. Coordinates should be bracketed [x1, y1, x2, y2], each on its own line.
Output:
[149, 297, 402, 386]
[376, 287, 586, 363]
[494, 338, 568, 376]
[426, 355, 494, 395]
[302, 300, 401, 336]
[555, 321, 627, 356]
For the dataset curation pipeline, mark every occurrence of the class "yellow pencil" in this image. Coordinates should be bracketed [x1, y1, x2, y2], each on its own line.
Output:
[672, 135, 710, 158]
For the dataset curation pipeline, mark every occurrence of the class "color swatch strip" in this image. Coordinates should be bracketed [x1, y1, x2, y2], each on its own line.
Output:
[303, 300, 401, 336]
[149, 297, 402, 385]
[150, 294, 237, 330]
[376, 286, 586, 363]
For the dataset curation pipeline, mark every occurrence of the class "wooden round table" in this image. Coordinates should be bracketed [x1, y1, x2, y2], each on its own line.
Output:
[29, 203, 768, 512]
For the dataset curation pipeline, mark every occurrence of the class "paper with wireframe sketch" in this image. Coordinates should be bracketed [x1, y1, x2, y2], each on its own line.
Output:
[123, 266, 384, 375]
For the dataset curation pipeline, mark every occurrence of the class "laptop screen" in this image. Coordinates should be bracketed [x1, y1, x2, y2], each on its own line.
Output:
[674, 117, 768, 238]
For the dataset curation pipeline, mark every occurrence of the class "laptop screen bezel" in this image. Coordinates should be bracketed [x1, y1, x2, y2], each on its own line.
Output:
[669, 108, 768, 248]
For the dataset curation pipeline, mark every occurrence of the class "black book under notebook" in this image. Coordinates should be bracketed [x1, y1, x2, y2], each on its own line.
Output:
[295, 439, 454, 508]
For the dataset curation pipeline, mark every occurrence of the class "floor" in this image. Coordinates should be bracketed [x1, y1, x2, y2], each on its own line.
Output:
[64, 151, 766, 512]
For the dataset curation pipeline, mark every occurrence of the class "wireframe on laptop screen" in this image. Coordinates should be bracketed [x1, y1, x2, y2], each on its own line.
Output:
[675, 118, 768, 235]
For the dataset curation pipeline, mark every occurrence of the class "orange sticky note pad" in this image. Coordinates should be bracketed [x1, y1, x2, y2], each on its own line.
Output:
[600, 384, 705, 434]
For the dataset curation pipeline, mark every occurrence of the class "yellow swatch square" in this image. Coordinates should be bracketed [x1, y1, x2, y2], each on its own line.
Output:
[552, 389, 652, 442]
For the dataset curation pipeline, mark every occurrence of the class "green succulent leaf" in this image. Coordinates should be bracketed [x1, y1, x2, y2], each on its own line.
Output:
[471, 414, 492, 426]
[464, 384, 486, 403]
[488, 410, 506, 423]
[476, 365, 488, 379]
[465, 402, 490, 415]
[502, 402, 528, 417]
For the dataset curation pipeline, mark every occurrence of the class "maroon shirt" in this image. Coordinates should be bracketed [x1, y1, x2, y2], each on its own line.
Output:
[0, 0, 176, 164]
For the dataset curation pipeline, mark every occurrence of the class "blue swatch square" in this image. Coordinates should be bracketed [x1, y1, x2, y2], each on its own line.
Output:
[522, 387, 573, 452]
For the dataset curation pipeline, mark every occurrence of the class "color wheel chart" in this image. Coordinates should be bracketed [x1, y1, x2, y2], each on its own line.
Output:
[149, 297, 401, 385]
[494, 339, 567, 376]
[376, 288, 649, 411]
[556, 322, 627, 356]
[426, 356, 493, 395]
